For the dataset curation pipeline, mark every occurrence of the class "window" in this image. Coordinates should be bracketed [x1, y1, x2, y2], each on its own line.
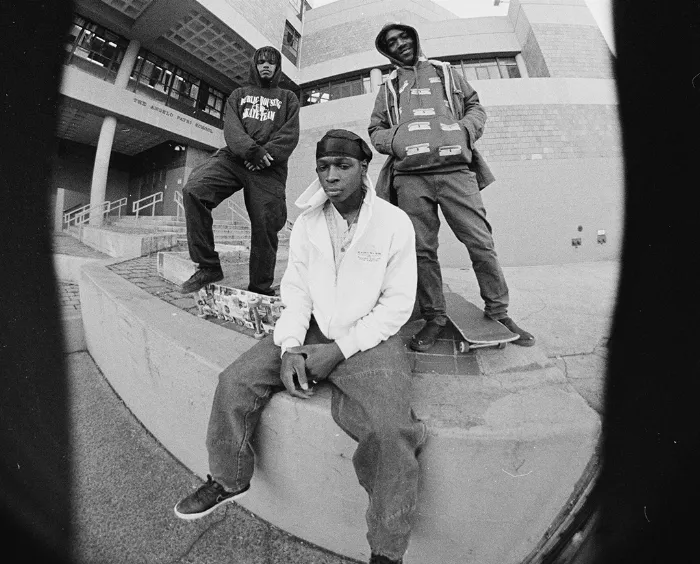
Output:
[450, 56, 521, 80]
[301, 70, 376, 106]
[64, 15, 128, 80]
[281, 21, 301, 65]
[130, 48, 227, 121]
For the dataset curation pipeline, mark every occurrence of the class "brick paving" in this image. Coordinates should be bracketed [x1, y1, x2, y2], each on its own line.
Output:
[59, 280, 81, 314]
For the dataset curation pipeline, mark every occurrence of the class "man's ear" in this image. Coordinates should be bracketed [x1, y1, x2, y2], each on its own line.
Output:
[361, 160, 369, 173]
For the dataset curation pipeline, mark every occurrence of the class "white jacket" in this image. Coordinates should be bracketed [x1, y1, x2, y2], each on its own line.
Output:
[273, 174, 417, 359]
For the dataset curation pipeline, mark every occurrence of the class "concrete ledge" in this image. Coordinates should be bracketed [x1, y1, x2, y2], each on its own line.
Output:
[80, 226, 178, 259]
[79, 263, 600, 564]
[53, 253, 109, 283]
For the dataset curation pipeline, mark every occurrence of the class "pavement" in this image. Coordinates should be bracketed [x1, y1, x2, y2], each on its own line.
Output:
[56, 233, 616, 563]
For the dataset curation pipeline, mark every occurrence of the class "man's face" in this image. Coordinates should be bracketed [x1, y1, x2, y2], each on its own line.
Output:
[316, 156, 366, 205]
[256, 57, 277, 80]
[385, 28, 415, 66]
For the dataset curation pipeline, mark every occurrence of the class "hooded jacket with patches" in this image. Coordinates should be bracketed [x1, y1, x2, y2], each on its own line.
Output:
[273, 174, 417, 360]
[368, 23, 495, 202]
[223, 46, 300, 168]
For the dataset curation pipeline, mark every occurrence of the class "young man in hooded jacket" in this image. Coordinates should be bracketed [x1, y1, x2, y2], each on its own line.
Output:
[174, 130, 426, 564]
[368, 23, 535, 351]
[180, 46, 300, 296]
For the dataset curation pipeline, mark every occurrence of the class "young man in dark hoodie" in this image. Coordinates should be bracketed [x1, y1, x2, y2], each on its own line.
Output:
[180, 46, 300, 295]
[368, 23, 535, 351]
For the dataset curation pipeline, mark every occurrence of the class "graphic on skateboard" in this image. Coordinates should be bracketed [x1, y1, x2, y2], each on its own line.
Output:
[444, 292, 519, 353]
[194, 284, 284, 339]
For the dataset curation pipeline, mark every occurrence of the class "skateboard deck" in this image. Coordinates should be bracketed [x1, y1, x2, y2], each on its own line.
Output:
[194, 284, 284, 339]
[444, 292, 519, 352]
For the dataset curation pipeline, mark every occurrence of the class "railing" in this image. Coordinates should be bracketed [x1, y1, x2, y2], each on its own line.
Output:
[174, 190, 184, 222]
[227, 200, 251, 226]
[63, 197, 128, 228]
[132, 192, 163, 219]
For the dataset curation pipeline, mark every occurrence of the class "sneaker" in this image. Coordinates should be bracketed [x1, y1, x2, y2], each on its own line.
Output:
[369, 554, 403, 564]
[410, 319, 445, 352]
[180, 266, 224, 294]
[173, 475, 249, 520]
[496, 316, 536, 347]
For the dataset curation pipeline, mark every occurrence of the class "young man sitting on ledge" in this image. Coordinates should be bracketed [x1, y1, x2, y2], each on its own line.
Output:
[174, 129, 427, 564]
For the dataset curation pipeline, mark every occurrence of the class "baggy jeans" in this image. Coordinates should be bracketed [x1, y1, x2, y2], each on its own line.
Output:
[182, 147, 287, 295]
[394, 169, 509, 321]
[206, 319, 427, 560]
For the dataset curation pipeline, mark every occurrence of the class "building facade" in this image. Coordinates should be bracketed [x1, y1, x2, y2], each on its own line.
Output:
[54, 0, 621, 267]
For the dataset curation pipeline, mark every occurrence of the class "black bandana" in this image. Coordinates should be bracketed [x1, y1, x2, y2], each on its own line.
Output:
[316, 129, 373, 163]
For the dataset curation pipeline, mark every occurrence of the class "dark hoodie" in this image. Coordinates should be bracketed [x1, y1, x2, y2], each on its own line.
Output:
[369, 23, 495, 193]
[223, 46, 300, 168]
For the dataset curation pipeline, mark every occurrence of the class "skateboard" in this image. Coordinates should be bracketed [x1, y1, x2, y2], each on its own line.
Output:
[194, 284, 284, 339]
[444, 292, 519, 353]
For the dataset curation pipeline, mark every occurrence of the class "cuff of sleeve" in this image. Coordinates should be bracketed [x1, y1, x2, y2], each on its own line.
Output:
[335, 334, 359, 360]
[280, 338, 302, 358]
[246, 145, 266, 164]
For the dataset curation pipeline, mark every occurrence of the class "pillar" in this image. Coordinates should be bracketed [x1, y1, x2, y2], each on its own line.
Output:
[88, 39, 141, 226]
[370, 68, 383, 92]
[515, 53, 528, 78]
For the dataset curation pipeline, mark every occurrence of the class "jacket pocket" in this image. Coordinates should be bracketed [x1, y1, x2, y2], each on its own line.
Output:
[391, 116, 472, 173]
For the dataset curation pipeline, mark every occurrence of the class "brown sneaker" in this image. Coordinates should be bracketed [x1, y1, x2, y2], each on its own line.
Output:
[180, 266, 224, 294]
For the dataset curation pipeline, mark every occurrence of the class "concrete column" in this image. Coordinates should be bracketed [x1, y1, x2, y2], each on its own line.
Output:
[515, 53, 528, 78]
[370, 68, 383, 92]
[54, 188, 66, 232]
[115, 39, 141, 88]
[88, 39, 140, 226]
[89, 116, 117, 226]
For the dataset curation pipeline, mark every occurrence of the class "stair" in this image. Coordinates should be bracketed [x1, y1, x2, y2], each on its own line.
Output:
[110, 215, 256, 247]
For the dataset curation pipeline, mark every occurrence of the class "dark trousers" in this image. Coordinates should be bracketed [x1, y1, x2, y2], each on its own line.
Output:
[394, 169, 509, 321]
[206, 319, 427, 560]
[182, 148, 287, 295]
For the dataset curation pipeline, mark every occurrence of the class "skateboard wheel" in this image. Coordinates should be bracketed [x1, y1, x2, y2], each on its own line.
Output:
[498, 342, 506, 349]
[459, 341, 470, 353]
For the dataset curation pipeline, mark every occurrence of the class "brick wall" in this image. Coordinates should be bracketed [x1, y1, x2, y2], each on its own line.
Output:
[478, 104, 621, 162]
[531, 23, 613, 78]
[287, 95, 623, 266]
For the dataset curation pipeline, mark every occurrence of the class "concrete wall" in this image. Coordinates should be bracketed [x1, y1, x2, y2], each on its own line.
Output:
[60, 66, 226, 152]
[54, 141, 131, 208]
[289, 76, 622, 267]
[508, 0, 613, 78]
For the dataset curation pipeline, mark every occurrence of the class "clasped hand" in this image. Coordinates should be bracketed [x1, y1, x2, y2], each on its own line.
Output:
[244, 152, 274, 171]
[279, 343, 345, 399]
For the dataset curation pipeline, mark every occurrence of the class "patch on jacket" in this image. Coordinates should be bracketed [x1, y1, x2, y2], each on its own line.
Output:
[357, 248, 383, 262]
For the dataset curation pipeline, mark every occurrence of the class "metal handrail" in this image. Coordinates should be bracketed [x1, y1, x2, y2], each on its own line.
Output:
[63, 197, 128, 227]
[132, 191, 163, 219]
[63, 202, 93, 227]
[227, 199, 251, 226]
[174, 190, 184, 221]
[109, 197, 128, 220]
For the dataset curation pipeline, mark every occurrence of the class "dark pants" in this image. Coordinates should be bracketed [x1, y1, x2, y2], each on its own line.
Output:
[182, 148, 287, 295]
[206, 319, 427, 560]
[394, 169, 509, 321]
